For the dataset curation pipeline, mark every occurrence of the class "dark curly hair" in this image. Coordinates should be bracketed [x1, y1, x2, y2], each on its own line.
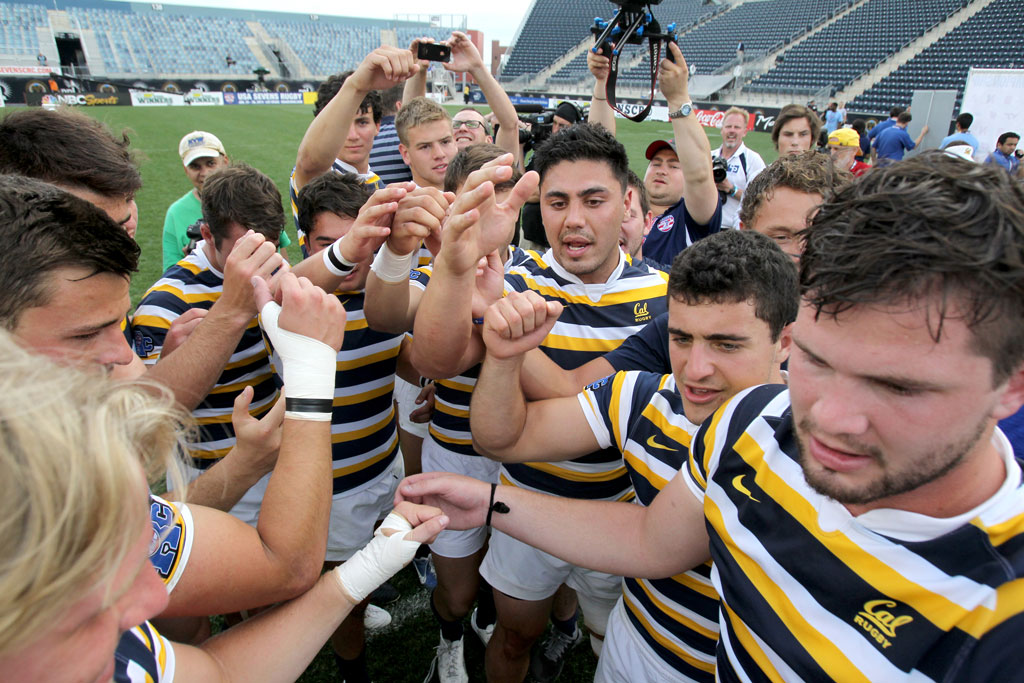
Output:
[296, 172, 372, 236]
[669, 230, 798, 341]
[801, 151, 1024, 384]
[532, 123, 629, 192]
[313, 71, 383, 123]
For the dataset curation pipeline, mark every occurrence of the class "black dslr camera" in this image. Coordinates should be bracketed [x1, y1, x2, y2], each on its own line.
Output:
[712, 156, 730, 205]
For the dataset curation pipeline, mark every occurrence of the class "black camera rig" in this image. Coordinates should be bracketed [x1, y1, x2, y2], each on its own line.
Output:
[591, 1, 677, 122]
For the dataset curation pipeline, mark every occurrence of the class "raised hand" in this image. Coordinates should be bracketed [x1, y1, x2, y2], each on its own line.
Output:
[389, 186, 453, 256]
[348, 45, 420, 92]
[444, 31, 485, 75]
[220, 230, 285, 317]
[481, 290, 563, 360]
[440, 154, 539, 275]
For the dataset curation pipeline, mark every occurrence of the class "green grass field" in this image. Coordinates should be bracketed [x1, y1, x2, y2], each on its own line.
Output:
[2, 102, 778, 682]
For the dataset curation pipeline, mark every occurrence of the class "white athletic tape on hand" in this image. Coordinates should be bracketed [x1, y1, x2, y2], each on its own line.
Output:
[259, 300, 336, 420]
[370, 242, 415, 283]
[332, 512, 419, 603]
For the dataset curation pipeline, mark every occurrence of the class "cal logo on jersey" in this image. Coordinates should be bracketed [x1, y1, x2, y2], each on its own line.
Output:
[149, 497, 186, 582]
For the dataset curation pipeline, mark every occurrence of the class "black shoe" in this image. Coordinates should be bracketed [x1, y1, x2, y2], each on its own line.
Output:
[529, 624, 582, 682]
[369, 581, 400, 606]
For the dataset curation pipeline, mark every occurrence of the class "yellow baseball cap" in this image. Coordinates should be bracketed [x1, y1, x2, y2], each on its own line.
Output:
[828, 127, 860, 148]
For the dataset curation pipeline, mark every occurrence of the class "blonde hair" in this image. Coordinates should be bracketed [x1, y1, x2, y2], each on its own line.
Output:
[0, 331, 188, 654]
[723, 106, 749, 124]
[395, 96, 451, 146]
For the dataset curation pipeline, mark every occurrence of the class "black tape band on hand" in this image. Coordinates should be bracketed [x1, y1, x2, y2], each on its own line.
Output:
[486, 483, 510, 527]
[284, 397, 334, 414]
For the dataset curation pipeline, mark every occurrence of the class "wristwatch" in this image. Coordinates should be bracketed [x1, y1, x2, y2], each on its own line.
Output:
[668, 102, 693, 119]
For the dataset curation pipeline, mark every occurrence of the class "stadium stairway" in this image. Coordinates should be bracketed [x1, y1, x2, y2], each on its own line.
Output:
[836, 0, 995, 103]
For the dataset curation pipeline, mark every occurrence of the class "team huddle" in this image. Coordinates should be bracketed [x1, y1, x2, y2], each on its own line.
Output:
[0, 32, 1023, 683]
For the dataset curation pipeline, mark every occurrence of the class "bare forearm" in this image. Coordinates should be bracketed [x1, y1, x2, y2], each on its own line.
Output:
[295, 82, 365, 189]
[364, 274, 417, 333]
[187, 574, 354, 682]
[488, 484, 690, 577]
[171, 449, 268, 511]
[671, 111, 718, 224]
[410, 260, 481, 378]
[588, 80, 615, 133]
[469, 354, 529, 457]
[253, 418, 333, 591]
[403, 68, 427, 103]
[146, 307, 250, 410]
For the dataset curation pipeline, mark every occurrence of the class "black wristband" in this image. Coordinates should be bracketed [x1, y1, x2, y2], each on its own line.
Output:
[324, 242, 357, 277]
[284, 397, 334, 414]
[486, 483, 510, 527]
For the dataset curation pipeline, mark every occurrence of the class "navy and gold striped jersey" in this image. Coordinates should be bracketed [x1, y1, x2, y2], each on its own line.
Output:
[685, 384, 1024, 681]
[149, 495, 193, 594]
[579, 371, 717, 681]
[133, 242, 279, 467]
[409, 247, 534, 457]
[500, 249, 669, 500]
[268, 290, 404, 495]
[114, 621, 174, 682]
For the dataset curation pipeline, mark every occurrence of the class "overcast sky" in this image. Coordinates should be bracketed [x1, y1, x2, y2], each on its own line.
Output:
[110, 1, 538, 62]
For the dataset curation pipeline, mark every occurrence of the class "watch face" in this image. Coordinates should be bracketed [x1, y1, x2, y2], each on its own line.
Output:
[680, 103, 692, 116]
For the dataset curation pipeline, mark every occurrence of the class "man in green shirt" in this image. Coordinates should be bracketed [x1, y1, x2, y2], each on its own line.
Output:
[163, 130, 291, 271]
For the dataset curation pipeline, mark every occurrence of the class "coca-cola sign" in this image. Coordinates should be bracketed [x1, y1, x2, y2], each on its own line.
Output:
[695, 109, 726, 128]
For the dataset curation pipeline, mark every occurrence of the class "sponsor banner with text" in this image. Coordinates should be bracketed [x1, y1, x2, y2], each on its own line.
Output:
[184, 90, 224, 106]
[223, 91, 303, 105]
[27, 91, 130, 107]
[130, 90, 184, 106]
[0, 65, 60, 76]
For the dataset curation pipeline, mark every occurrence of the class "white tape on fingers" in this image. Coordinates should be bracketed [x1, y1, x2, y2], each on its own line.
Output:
[332, 513, 419, 602]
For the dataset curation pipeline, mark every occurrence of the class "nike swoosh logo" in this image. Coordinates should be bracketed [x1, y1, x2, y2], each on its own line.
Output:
[646, 435, 675, 451]
[732, 474, 760, 503]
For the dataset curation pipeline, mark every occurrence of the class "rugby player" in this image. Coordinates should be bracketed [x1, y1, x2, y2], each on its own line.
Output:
[460, 229, 796, 681]
[0, 175, 352, 629]
[401, 152, 1024, 681]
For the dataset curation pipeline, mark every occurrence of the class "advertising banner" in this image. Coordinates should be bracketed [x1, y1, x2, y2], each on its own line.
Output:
[130, 90, 185, 106]
[27, 91, 130, 107]
[184, 90, 224, 106]
[0, 65, 60, 76]
[223, 91, 303, 105]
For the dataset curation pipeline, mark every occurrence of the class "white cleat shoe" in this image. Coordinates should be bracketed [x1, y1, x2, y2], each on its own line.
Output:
[469, 607, 495, 646]
[435, 633, 469, 683]
[363, 603, 392, 631]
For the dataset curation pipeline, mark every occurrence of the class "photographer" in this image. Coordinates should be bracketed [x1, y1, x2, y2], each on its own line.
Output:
[640, 41, 721, 265]
[710, 107, 765, 229]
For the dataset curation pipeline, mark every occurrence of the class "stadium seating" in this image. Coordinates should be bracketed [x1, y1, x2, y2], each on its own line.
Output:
[746, 0, 969, 96]
[69, 7, 257, 75]
[616, 0, 850, 87]
[0, 3, 48, 57]
[849, 0, 1024, 114]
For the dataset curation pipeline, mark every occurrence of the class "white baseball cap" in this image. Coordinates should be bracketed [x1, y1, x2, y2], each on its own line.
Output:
[178, 130, 226, 166]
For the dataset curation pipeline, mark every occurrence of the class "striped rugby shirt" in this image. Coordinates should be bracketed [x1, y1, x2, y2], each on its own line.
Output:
[114, 621, 175, 682]
[267, 289, 404, 495]
[685, 384, 1024, 681]
[133, 242, 278, 466]
[579, 371, 717, 681]
[407, 246, 534, 456]
[501, 249, 668, 500]
[369, 116, 413, 184]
